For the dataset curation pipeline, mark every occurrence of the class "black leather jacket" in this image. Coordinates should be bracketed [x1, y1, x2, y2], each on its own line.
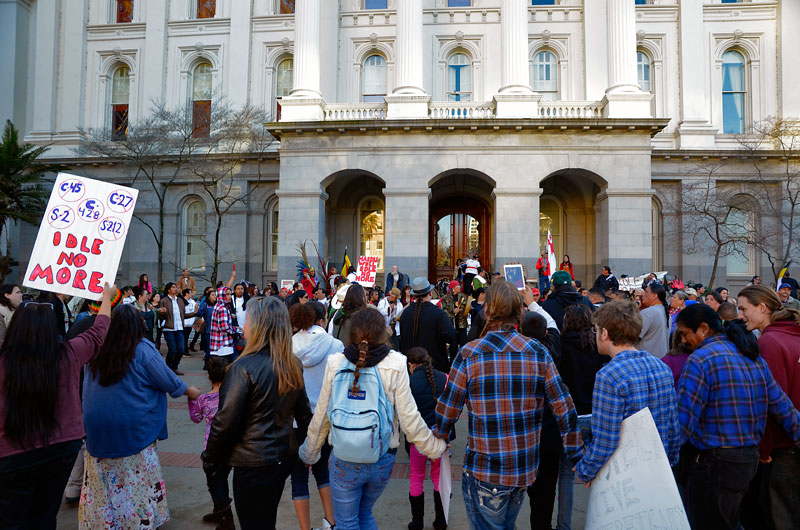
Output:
[203, 347, 312, 468]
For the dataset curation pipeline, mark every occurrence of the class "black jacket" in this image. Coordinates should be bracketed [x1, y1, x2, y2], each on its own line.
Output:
[541, 288, 595, 331]
[204, 347, 312, 468]
[591, 273, 619, 294]
[408, 368, 447, 427]
[398, 301, 457, 373]
[559, 330, 608, 416]
[49, 296, 72, 339]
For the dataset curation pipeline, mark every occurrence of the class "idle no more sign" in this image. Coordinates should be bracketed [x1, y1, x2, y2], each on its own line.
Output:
[23, 173, 139, 300]
[355, 256, 380, 288]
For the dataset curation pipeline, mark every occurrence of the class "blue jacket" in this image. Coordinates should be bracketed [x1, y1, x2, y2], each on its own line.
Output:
[199, 301, 215, 335]
[82, 339, 187, 458]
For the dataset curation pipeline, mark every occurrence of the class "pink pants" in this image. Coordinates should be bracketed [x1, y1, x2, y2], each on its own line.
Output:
[409, 444, 441, 497]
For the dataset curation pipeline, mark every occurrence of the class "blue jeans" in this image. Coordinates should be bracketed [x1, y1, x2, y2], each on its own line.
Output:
[163, 330, 185, 370]
[330, 451, 396, 530]
[539, 275, 551, 292]
[462, 471, 526, 530]
[291, 441, 332, 500]
[556, 415, 593, 530]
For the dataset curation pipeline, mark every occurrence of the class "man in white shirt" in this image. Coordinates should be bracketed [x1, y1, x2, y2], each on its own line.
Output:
[463, 254, 481, 295]
[182, 289, 197, 354]
[377, 287, 403, 349]
[158, 282, 194, 374]
[232, 283, 248, 333]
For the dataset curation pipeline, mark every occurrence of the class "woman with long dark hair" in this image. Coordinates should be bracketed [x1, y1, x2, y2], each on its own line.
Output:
[331, 283, 367, 345]
[559, 255, 574, 279]
[138, 273, 153, 295]
[0, 283, 115, 529]
[0, 284, 23, 344]
[204, 297, 312, 530]
[675, 303, 800, 529]
[299, 308, 446, 530]
[80, 304, 202, 528]
[133, 285, 155, 340]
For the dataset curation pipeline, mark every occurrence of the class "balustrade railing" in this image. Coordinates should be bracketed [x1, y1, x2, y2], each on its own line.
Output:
[324, 103, 387, 121]
[429, 102, 496, 119]
[538, 101, 605, 119]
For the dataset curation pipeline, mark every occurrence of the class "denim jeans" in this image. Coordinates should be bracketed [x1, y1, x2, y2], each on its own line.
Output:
[556, 415, 592, 530]
[330, 451, 396, 530]
[462, 471, 526, 530]
[685, 446, 759, 530]
[538, 275, 551, 292]
[163, 329, 185, 370]
[770, 447, 800, 530]
[291, 442, 332, 500]
[205, 463, 231, 512]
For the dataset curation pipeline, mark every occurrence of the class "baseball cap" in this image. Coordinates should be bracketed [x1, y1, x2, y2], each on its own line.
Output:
[531, 288, 540, 295]
[551, 270, 572, 287]
[779, 283, 792, 290]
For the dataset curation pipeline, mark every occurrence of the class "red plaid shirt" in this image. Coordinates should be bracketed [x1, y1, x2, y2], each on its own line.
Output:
[210, 288, 234, 352]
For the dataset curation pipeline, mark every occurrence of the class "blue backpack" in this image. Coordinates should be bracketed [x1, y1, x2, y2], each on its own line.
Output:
[327, 358, 394, 464]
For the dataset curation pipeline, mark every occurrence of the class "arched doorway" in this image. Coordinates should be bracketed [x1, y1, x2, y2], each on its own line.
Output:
[428, 171, 494, 281]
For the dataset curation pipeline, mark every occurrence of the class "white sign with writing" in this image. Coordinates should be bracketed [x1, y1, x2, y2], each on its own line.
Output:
[23, 173, 138, 300]
[585, 407, 690, 530]
[354, 256, 380, 288]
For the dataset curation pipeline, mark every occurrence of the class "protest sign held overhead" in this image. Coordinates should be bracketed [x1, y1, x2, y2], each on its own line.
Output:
[585, 408, 690, 530]
[354, 256, 380, 287]
[24, 173, 139, 300]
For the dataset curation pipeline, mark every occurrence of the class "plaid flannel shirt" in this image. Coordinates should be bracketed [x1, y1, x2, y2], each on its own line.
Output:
[677, 335, 800, 450]
[575, 349, 680, 483]
[210, 301, 234, 352]
[435, 329, 582, 488]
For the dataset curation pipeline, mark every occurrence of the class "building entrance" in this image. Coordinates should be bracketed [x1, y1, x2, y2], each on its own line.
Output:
[429, 198, 490, 282]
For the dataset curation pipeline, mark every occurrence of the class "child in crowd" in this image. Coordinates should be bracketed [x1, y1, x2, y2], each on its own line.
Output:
[188, 357, 233, 530]
[406, 347, 448, 530]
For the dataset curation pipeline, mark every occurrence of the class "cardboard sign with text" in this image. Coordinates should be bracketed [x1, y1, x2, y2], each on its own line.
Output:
[354, 256, 380, 287]
[23, 173, 139, 300]
[585, 407, 690, 530]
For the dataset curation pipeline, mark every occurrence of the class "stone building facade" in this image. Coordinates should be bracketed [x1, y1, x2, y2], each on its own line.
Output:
[2, 0, 799, 291]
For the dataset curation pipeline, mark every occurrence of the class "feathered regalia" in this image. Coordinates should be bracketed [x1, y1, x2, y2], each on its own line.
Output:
[297, 240, 331, 291]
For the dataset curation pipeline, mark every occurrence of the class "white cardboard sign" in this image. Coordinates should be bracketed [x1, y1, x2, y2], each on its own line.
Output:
[354, 256, 379, 287]
[585, 407, 690, 530]
[23, 172, 139, 300]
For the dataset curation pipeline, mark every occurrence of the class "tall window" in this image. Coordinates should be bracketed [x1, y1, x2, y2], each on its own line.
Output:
[635, 0, 648, 5]
[637, 51, 651, 92]
[362, 55, 387, 103]
[267, 200, 279, 270]
[279, 0, 295, 14]
[448, 0, 471, 6]
[365, 0, 387, 8]
[275, 58, 293, 119]
[722, 50, 746, 134]
[197, 0, 215, 18]
[531, 0, 555, 5]
[360, 198, 385, 271]
[447, 53, 472, 102]
[192, 62, 212, 138]
[184, 200, 206, 270]
[726, 207, 753, 275]
[532, 50, 558, 101]
[116, 0, 133, 23]
[539, 199, 561, 258]
[111, 66, 130, 141]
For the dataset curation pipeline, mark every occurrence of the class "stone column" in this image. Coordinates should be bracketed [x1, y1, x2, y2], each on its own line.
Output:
[276, 190, 328, 280]
[602, 0, 652, 118]
[386, 0, 430, 119]
[676, 0, 716, 147]
[141, 0, 168, 112]
[228, 0, 253, 104]
[493, 188, 542, 274]
[26, 0, 59, 142]
[493, 0, 539, 118]
[596, 189, 654, 276]
[279, 0, 325, 121]
[56, 0, 87, 142]
[383, 188, 429, 279]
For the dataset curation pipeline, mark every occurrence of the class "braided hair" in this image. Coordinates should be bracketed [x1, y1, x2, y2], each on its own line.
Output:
[406, 347, 437, 398]
[411, 295, 426, 346]
[352, 340, 369, 393]
[348, 308, 387, 393]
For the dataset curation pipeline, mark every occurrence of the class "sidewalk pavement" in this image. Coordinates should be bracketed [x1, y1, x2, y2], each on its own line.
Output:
[57, 353, 588, 529]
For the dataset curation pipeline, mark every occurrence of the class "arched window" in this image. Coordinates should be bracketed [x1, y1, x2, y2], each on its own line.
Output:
[183, 199, 206, 270]
[275, 58, 293, 120]
[726, 206, 753, 276]
[447, 53, 472, 102]
[532, 50, 558, 101]
[722, 50, 746, 134]
[279, 0, 295, 14]
[637, 51, 651, 92]
[266, 200, 279, 271]
[539, 198, 561, 258]
[116, 0, 133, 23]
[359, 198, 385, 271]
[192, 62, 212, 138]
[362, 55, 387, 103]
[111, 65, 130, 141]
[197, 0, 215, 18]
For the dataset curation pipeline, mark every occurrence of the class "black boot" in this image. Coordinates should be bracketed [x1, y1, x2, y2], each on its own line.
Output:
[408, 494, 424, 530]
[202, 500, 231, 524]
[433, 490, 447, 530]
[215, 505, 235, 530]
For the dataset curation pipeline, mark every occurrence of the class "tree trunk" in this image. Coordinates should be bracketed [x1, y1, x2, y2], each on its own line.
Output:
[708, 245, 721, 291]
[211, 207, 222, 285]
[157, 190, 166, 290]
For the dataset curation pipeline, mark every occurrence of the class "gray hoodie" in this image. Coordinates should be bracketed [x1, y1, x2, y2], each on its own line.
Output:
[292, 325, 344, 412]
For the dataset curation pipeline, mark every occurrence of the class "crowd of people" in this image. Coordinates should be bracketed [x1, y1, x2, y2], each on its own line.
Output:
[0, 255, 799, 530]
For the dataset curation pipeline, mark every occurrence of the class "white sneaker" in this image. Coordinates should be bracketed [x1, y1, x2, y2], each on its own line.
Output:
[313, 518, 334, 530]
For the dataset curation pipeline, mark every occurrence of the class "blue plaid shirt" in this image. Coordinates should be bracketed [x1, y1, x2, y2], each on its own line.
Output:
[435, 330, 582, 487]
[677, 335, 800, 450]
[576, 349, 680, 482]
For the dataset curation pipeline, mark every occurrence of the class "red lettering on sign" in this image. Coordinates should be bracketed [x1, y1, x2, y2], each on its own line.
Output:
[56, 267, 71, 285]
[88, 271, 104, 293]
[66, 233, 78, 249]
[80, 236, 91, 253]
[90, 238, 103, 255]
[73, 269, 87, 290]
[28, 264, 54, 284]
[53, 231, 61, 246]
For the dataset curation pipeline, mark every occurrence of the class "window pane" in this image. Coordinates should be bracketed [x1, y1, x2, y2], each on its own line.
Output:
[111, 66, 130, 105]
[193, 62, 213, 101]
[365, 0, 388, 8]
[360, 199, 385, 271]
[722, 51, 745, 134]
[448, 0, 471, 6]
[276, 58, 294, 97]
[539, 199, 560, 257]
[533, 51, 558, 99]
[185, 201, 205, 270]
[192, 100, 211, 138]
[447, 53, 472, 102]
[117, 0, 133, 23]
[198, 0, 215, 18]
[635, 0, 648, 4]
[362, 55, 387, 101]
[531, 0, 555, 5]
[726, 208, 751, 275]
[269, 204, 279, 270]
[637, 51, 651, 92]
[111, 105, 128, 141]
[280, 0, 295, 14]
